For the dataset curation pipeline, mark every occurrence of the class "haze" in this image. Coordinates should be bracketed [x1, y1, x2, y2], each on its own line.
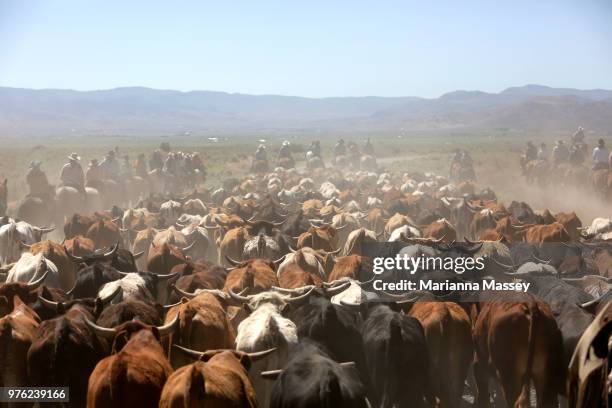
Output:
[1, 0, 611, 98]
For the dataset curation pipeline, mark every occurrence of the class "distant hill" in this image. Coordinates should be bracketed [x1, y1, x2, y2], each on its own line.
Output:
[0, 84, 610, 137]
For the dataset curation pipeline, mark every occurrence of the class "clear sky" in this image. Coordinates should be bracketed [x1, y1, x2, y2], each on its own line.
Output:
[0, 0, 611, 98]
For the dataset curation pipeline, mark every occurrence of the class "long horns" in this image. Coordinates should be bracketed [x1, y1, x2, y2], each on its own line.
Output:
[85, 312, 179, 339]
[174, 344, 277, 362]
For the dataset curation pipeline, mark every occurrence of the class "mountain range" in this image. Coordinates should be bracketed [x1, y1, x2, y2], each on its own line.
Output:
[0, 84, 611, 137]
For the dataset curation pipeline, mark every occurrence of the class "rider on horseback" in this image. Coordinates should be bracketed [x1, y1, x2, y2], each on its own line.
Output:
[255, 144, 268, 161]
[524, 141, 537, 162]
[334, 139, 346, 157]
[307, 141, 321, 158]
[278, 141, 292, 159]
[551, 140, 569, 166]
[86, 158, 102, 186]
[363, 138, 375, 156]
[60, 153, 86, 201]
[26, 160, 52, 199]
[99, 150, 121, 182]
[592, 139, 609, 171]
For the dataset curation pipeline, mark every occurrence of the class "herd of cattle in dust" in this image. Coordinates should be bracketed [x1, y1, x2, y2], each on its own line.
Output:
[1, 143, 612, 408]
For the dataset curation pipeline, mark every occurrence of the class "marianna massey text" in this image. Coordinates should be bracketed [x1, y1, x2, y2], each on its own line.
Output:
[373, 279, 531, 293]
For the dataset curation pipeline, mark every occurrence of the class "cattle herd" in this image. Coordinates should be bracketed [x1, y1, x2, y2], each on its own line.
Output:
[1, 145, 612, 408]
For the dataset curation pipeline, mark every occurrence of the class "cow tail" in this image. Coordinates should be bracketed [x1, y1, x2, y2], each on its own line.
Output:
[109, 354, 128, 406]
[522, 301, 538, 393]
[183, 363, 205, 408]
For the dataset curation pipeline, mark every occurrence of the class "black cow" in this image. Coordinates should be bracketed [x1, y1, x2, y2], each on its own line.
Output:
[288, 296, 371, 394]
[265, 341, 370, 408]
[96, 297, 163, 327]
[361, 304, 435, 407]
[68, 263, 122, 299]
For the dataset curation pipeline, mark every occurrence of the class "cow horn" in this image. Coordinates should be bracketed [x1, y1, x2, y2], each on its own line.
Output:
[19, 240, 32, 250]
[203, 224, 219, 230]
[37, 226, 55, 234]
[172, 285, 197, 299]
[271, 286, 313, 295]
[98, 285, 122, 304]
[322, 247, 342, 255]
[431, 235, 446, 243]
[65, 281, 77, 296]
[245, 348, 277, 362]
[84, 317, 117, 339]
[580, 296, 602, 311]
[339, 299, 361, 309]
[324, 281, 351, 296]
[133, 251, 145, 260]
[225, 255, 243, 267]
[26, 270, 48, 290]
[156, 313, 179, 337]
[288, 245, 298, 253]
[180, 241, 197, 253]
[163, 300, 182, 310]
[228, 287, 251, 303]
[154, 271, 180, 280]
[357, 276, 376, 287]
[271, 220, 285, 227]
[64, 246, 85, 263]
[334, 223, 348, 230]
[103, 243, 119, 257]
[464, 236, 480, 245]
[173, 344, 206, 360]
[272, 255, 286, 268]
[491, 257, 514, 271]
[284, 286, 315, 304]
[37, 294, 62, 310]
[394, 295, 423, 305]
[531, 253, 551, 264]
[260, 369, 283, 380]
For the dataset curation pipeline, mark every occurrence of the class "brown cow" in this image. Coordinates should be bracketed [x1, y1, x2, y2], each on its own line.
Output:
[327, 255, 374, 282]
[473, 293, 564, 407]
[86, 219, 124, 249]
[64, 213, 98, 239]
[555, 211, 582, 242]
[160, 347, 268, 408]
[218, 227, 249, 267]
[86, 319, 177, 407]
[0, 275, 47, 317]
[296, 225, 339, 252]
[64, 235, 95, 257]
[27, 240, 75, 290]
[132, 227, 157, 270]
[522, 222, 570, 244]
[362, 208, 387, 235]
[223, 259, 279, 295]
[27, 302, 107, 407]
[278, 263, 323, 289]
[0, 296, 40, 388]
[409, 301, 472, 407]
[423, 218, 456, 242]
[165, 291, 236, 368]
[146, 243, 187, 276]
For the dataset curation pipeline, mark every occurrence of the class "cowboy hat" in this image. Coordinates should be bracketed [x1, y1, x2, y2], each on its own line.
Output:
[68, 153, 81, 161]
